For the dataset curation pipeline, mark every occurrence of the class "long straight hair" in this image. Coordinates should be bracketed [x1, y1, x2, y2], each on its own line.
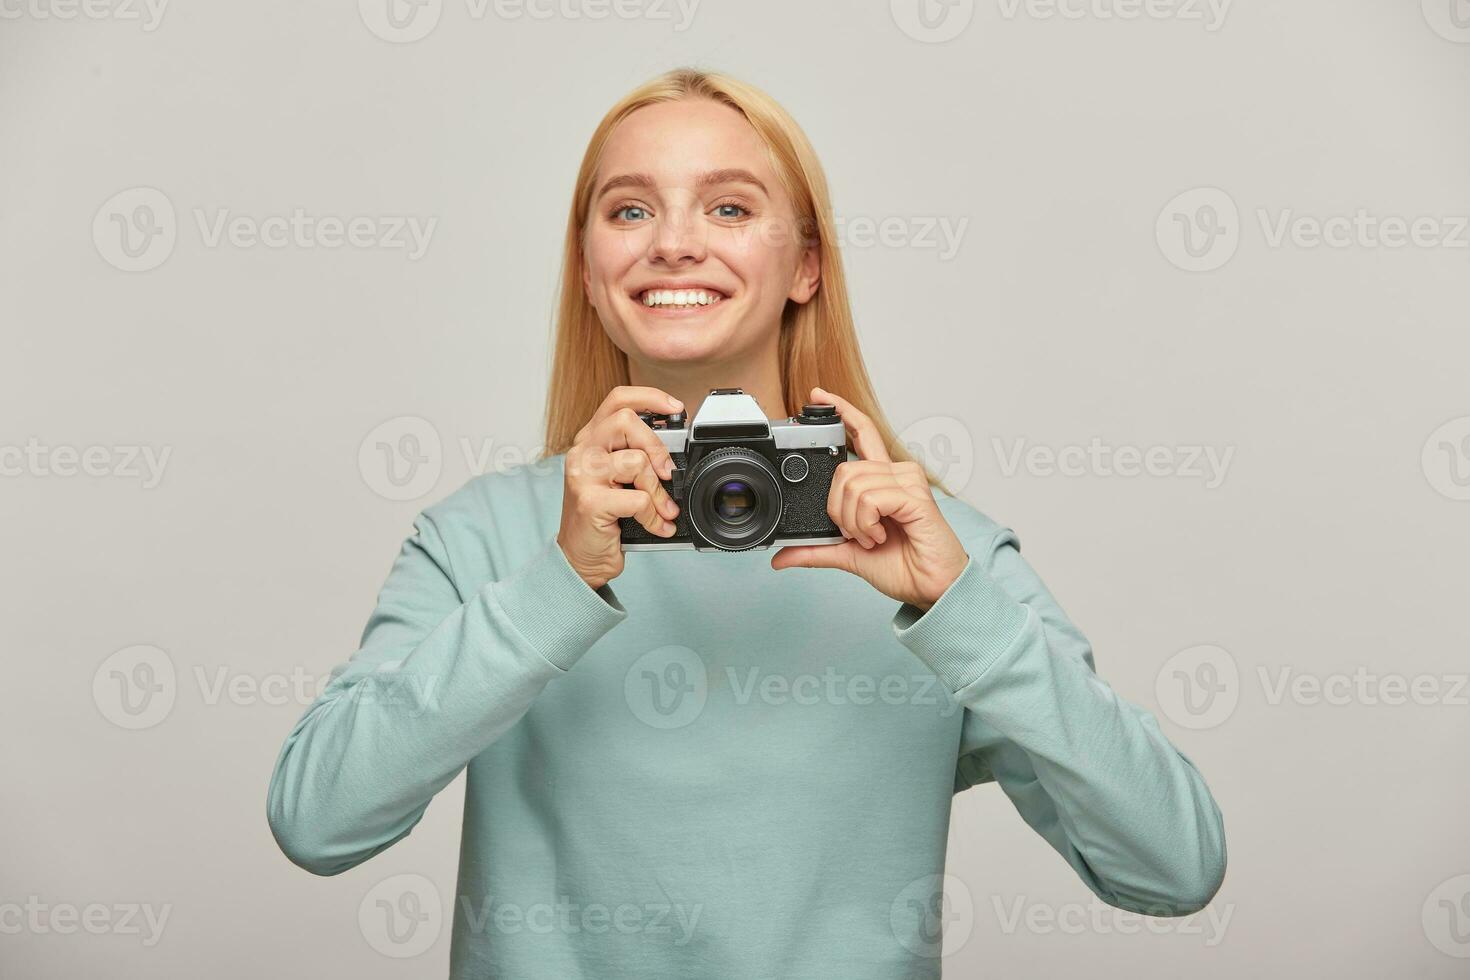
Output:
[542, 67, 944, 491]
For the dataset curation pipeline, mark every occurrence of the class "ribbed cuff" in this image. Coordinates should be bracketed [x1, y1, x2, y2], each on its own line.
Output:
[492, 538, 627, 671]
[892, 555, 1030, 692]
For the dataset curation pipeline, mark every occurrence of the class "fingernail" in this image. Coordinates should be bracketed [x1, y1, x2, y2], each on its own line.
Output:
[668, 397, 682, 410]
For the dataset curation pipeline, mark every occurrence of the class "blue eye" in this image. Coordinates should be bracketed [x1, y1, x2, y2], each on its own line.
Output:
[614, 205, 649, 222]
[713, 203, 748, 219]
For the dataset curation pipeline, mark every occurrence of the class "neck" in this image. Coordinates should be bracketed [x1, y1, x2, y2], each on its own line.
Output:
[626, 341, 787, 423]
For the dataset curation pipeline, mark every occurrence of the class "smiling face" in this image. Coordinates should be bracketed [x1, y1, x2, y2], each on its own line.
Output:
[580, 97, 820, 371]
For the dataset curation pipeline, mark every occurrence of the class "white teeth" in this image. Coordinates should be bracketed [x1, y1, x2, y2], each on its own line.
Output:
[640, 288, 724, 308]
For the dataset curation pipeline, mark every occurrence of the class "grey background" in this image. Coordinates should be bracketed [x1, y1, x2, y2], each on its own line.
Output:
[3, 0, 1468, 976]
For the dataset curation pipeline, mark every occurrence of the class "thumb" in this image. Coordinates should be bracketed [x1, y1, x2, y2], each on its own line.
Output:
[771, 540, 860, 573]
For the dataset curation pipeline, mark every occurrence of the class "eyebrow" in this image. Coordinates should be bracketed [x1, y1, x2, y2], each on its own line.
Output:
[594, 168, 768, 200]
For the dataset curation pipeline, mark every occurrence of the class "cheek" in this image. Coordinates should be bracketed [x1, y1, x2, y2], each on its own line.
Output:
[717, 219, 801, 296]
[583, 228, 642, 298]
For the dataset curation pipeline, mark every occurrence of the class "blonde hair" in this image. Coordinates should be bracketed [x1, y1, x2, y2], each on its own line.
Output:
[542, 67, 944, 491]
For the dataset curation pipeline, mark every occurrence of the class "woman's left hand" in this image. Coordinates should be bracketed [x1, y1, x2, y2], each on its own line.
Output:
[771, 387, 970, 610]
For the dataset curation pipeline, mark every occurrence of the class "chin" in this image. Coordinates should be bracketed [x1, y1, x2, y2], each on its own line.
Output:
[625, 326, 734, 366]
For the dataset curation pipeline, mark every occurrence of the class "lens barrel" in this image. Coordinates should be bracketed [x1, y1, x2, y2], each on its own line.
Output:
[686, 447, 783, 550]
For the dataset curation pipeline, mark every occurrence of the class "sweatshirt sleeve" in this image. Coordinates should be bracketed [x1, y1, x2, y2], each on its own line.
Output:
[266, 515, 626, 876]
[891, 527, 1227, 916]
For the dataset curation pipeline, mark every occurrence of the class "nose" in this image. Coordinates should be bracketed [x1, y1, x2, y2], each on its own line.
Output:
[646, 203, 707, 266]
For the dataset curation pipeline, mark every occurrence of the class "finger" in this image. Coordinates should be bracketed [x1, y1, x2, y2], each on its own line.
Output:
[592, 385, 684, 426]
[770, 539, 862, 573]
[840, 472, 899, 550]
[827, 461, 891, 547]
[850, 481, 932, 535]
[619, 450, 681, 521]
[591, 407, 678, 480]
[587, 448, 678, 520]
[812, 386, 891, 463]
[591, 486, 675, 537]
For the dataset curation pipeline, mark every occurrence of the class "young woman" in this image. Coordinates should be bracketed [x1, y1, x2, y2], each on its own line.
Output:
[267, 68, 1226, 977]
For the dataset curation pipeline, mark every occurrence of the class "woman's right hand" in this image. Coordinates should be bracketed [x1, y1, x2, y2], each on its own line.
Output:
[556, 386, 683, 590]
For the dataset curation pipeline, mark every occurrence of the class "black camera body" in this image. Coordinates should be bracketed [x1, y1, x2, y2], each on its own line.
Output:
[619, 388, 847, 552]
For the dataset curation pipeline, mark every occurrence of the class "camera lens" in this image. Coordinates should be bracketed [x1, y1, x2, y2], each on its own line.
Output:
[686, 448, 782, 550]
[713, 480, 756, 524]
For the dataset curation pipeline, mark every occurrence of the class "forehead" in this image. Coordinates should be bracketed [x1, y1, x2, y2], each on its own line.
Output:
[596, 98, 776, 188]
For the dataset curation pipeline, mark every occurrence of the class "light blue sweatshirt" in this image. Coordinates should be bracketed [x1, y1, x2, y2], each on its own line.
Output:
[266, 453, 1226, 978]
